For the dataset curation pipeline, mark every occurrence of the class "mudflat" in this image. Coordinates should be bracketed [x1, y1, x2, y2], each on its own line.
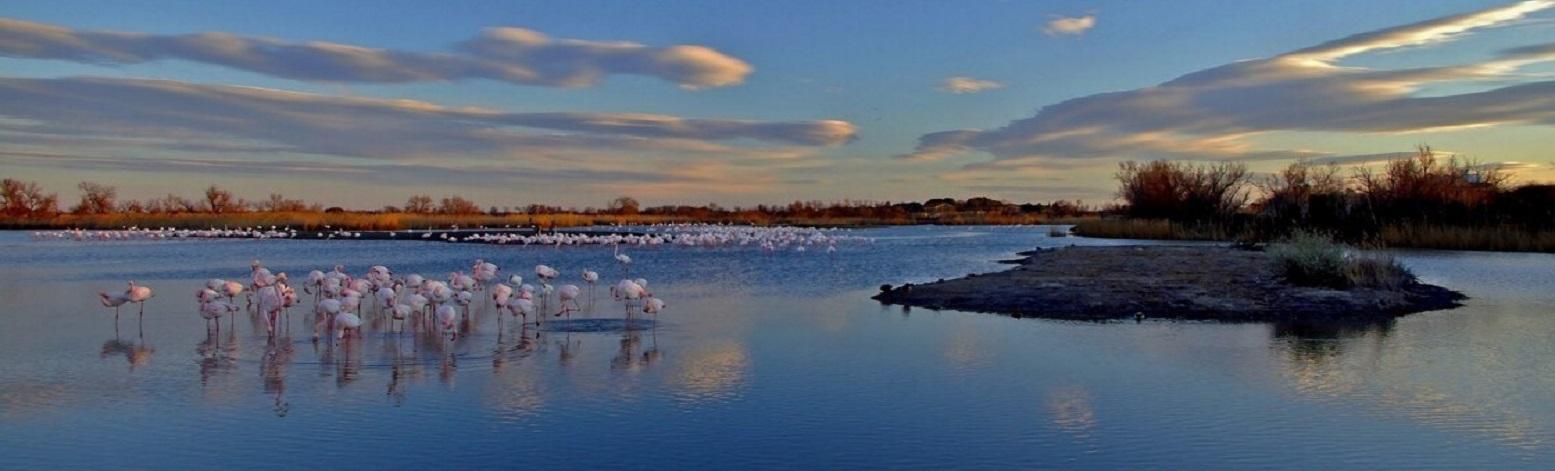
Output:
[873, 245, 1465, 321]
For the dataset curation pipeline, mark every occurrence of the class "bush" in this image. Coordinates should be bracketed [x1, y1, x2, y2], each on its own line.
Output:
[1269, 232, 1418, 289]
[1345, 253, 1415, 290]
[1268, 231, 1351, 288]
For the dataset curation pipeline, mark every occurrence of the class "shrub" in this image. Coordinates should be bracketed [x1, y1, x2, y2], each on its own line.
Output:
[1345, 253, 1415, 289]
[1268, 231, 1350, 288]
[1269, 231, 1416, 289]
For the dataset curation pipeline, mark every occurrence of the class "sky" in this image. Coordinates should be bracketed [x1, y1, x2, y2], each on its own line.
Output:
[2, 0, 1554, 209]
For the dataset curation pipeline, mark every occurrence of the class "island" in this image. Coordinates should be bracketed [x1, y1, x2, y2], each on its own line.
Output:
[873, 245, 1465, 321]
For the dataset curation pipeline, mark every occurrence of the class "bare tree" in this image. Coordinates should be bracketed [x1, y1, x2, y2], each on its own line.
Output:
[1, 178, 59, 216]
[260, 193, 313, 212]
[73, 181, 117, 214]
[438, 196, 481, 215]
[203, 185, 244, 213]
[405, 195, 434, 213]
[608, 196, 641, 215]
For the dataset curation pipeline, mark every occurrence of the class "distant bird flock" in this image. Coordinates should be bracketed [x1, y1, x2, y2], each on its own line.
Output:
[36, 224, 871, 252]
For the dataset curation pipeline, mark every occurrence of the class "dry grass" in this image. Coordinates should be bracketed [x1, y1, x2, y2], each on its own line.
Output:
[1070, 218, 1232, 241]
[1379, 224, 1555, 253]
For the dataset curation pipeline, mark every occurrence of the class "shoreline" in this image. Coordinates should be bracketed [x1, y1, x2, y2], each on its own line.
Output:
[873, 245, 1466, 322]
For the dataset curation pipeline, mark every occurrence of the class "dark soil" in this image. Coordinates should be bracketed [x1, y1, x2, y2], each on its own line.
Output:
[873, 245, 1465, 322]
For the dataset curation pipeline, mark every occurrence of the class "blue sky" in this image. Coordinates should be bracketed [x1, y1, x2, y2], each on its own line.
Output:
[2, 0, 1553, 208]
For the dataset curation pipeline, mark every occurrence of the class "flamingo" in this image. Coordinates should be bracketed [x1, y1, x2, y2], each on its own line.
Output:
[199, 300, 239, 331]
[98, 291, 131, 322]
[436, 305, 459, 338]
[491, 284, 513, 309]
[554, 284, 582, 318]
[611, 279, 646, 315]
[313, 298, 342, 340]
[256, 285, 286, 334]
[508, 298, 535, 324]
[582, 269, 599, 308]
[615, 249, 632, 277]
[221, 280, 244, 305]
[390, 303, 412, 333]
[643, 297, 666, 315]
[333, 312, 363, 340]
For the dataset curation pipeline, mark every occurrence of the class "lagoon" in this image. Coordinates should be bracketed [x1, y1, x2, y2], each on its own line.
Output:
[0, 226, 1551, 468]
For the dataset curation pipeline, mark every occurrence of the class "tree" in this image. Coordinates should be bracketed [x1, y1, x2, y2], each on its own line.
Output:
[438, 196, 481, 215]
[1115, 160, 1249, 221]
[608, 196, 641, 215]
[1, 178, 59, 217]
[73, 181, 117, 214]
[203, 185, 240, 213]
[405, 195, 434, 213]
[260, 193, 313, 212]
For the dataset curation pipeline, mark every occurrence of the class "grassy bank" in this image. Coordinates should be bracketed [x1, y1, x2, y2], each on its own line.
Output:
[1073, 218, 1555, 253]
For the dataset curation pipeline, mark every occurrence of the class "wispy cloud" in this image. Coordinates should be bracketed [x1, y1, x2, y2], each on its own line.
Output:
[904, 1, 1555, 174]
[938, 76, 1004, 94]
[0, 17, 752, 89]
[0, 76, 857, 198]
[1043, 15, 1096, 37]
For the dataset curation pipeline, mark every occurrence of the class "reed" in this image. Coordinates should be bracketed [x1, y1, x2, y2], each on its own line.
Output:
[1378, 224, 1555, 253]
[1070, 218, 1231, 241]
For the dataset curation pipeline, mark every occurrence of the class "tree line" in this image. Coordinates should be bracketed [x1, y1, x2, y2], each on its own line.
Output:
[1, 179, 1092, 222]
[1110, 146, 1555, 241]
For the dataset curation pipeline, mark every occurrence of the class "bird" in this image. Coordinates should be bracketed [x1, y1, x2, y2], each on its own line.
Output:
[390, 303, 413, 333]
[436, 305, 459, 337]
[313, 298, 342, 340]
[643, 297, 666, 315]
[104, 281, 155, 323]
[611, 279, 646, 314]
[555, 284, 582, 317]
[221, 280, 244, 304]
[199, 300, 239, 331]
[491, 284, 513, 309]
[581, 269, 600, 308]
[333, 312, 363, 340]
[99, 290, 131, 322]
[508, 298, 535, 323]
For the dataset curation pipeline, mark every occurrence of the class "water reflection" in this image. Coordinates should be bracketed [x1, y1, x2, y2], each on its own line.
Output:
[673, 342, 749, 403]
[1269, 318, 1550, 453]
[99, 333, 154, 372]
[196, 331, 238, 386]
[1046, 386, 1099, 447]
[260, 337, 293, 417]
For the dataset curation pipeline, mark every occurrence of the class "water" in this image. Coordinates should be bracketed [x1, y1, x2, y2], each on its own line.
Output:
[0, 226, 1551, 469]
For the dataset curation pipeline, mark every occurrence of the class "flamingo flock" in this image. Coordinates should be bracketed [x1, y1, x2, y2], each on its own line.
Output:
[104, 254, 669, 343]
[38, 224, 870, 253]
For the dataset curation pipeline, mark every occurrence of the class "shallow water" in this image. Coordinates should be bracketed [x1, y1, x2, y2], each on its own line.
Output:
[0, 226, 1551, 469]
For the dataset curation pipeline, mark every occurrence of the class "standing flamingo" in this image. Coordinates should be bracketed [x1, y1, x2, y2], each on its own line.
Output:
[582, 269, 599, 309]
[554, 284, 582, 318]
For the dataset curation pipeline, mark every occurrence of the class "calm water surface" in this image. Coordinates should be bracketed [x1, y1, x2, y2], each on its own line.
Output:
[1, 226, 1551, 469]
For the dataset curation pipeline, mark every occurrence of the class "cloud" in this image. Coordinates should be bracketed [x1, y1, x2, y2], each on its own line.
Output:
[0, 76, 857, 198]
[904, 1, 1555, 172]
[938, 76, 1005, 94]
[1043, 15, 1096, 36]
[0, 76, 855, 160]
[0, 17, 752, 89]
